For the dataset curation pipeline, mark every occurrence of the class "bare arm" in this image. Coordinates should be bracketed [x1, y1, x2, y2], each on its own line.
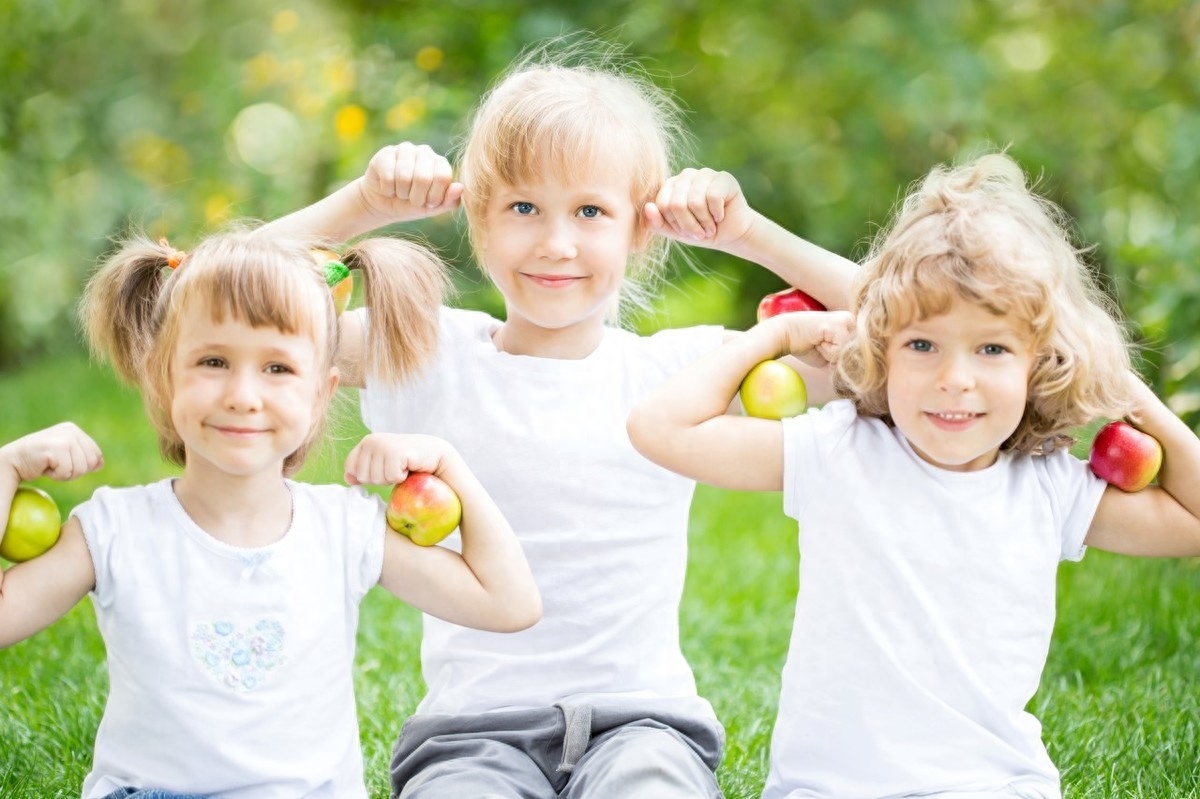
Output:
[344, 433, 540, 633]
[0, 423, 102, 647]
[646, 167, 859, 312]
[259, 143, 464, 243]
[628, 311, 853, 492]
[1086, 375, 1200, 556]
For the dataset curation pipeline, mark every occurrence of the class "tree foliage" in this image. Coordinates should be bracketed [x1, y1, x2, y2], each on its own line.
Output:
[2, 0, 1197, 423]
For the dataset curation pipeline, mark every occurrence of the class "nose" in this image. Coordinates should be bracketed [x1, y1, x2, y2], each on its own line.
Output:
[937, 352, 975, 392]
[536, 217, 578, 260]
[225, 367, 263, 411]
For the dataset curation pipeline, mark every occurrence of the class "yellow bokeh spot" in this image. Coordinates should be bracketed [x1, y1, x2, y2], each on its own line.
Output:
[245, 52, 280, 90]
[323, 57, 355, 93]
[273, 10, 299, 34]
[334, 104, 368, 142]
[294, 90, 324, 118]
[386, 97, 427, 131]
[416, 46, 444, 72]
[205, 194, 233, 225]
[120, 132, 191, 188]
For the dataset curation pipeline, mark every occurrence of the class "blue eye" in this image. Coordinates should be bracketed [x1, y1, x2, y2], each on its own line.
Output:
[578, 205, 602, 219]
[981, 344, 1008, 356]
[909, 340, 932, 352]
[512, 201, 536, 215]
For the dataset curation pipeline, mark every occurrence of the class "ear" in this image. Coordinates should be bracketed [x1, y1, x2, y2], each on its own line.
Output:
[631, 217, 654, 254]
[316, 366, 340, 412]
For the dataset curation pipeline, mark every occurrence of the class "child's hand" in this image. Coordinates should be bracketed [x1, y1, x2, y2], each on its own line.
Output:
[645, 167, 755, 251]
[0, 422, 103, 483]
[775, 310, 854, 369]
[344, 432, 461, 487]
[357, 143, 464, 224]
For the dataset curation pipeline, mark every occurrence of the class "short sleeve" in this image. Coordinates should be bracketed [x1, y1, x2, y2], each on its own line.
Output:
[69, 485, 133, 610]
[336, 485, 389, 601]
[781, 399, 860, 522]
[1039, 448, 1107, 562]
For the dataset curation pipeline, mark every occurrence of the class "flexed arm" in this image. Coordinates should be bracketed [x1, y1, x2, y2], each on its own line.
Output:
[1087, 374, 1200, 556]
[628, 311, 852, 492]
[646, 167, 858, 311]
[0, 423, 102, 648]
[345, 433, 541, 633]
[260, 143, 465, 243]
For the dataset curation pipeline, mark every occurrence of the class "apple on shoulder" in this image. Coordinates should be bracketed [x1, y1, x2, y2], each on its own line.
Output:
[757, 287, 826, 322]
[387, 473, 463, 546]
[1088, 420, 1162, 492]
[2, 484, 62, 563]
[739, 360, 808, 420]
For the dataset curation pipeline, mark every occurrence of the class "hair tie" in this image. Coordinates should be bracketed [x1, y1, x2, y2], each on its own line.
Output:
[322, 260, 350, 287]
[158, 237, 187, 270]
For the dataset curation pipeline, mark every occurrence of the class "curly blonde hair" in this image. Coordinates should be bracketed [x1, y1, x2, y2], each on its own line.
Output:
[835, 152, 1137, 454]
[454, 35, 692, 321]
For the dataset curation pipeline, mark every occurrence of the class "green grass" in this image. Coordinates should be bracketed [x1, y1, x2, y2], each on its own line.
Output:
[2, 352, 1198, 798]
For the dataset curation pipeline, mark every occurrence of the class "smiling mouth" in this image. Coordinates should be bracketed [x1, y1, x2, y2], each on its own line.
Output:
[523, 273, 584, 288]
[929, 411, 982, 421]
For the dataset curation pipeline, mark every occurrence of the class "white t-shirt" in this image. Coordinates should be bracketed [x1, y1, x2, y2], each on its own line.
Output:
[73, 479, 387, 799]
[360, 306, 724, 717]
[764, 400, 1107, 799]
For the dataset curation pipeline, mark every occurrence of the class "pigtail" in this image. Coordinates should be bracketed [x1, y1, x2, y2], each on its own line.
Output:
[78, 234, 173, 385]
[340, 237, 449, 385]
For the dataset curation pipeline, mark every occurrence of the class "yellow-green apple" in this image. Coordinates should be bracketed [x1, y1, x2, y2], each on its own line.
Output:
[386, 473, 463, 546]
[1088, 420, 1162, 492]
[757, 287, 826, 322]
[311, 247, 353, 314]
[2, 485, 62, 562]
[739, 360, 808, 419]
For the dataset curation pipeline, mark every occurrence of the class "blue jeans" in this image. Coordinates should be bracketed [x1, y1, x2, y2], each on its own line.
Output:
[100, 790, 209, 799]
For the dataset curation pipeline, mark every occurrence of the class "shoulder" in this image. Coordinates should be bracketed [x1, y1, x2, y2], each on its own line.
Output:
[440, 306, 500, 341]
[71, 479, 169, 521]
[609, 323, 725, 369]
[289, 481, 385, 516]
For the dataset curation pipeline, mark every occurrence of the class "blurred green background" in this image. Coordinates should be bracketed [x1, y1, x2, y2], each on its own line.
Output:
[2, 0, 1198, 422]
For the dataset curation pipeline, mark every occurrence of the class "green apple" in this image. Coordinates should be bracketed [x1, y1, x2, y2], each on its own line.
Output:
[739, 360, 808, 419]
[386, 472, 463, 547]
[2, 485, 62, 563]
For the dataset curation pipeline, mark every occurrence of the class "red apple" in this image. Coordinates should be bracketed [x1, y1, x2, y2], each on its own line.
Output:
[386, 472, 463, 546]
[311, 247, 353, 314]
[757, 287, 827, 322]
[2, 485, 62, 563]
[1088, 420, 1162, 492]
[739, 360, 808, 420]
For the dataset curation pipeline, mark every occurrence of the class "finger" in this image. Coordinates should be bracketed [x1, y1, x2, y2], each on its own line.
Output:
[372, 147, 399, 199]
[440, 182, 465, 210]
[424, 159, 457, 208]
[406, 146, 437, 206]
[643, 202, 666, 234]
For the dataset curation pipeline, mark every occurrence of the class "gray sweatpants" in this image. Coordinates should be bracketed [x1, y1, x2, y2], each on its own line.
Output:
[389, 700, 725, 798]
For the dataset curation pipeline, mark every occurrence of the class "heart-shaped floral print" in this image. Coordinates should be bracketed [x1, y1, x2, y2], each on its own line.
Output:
[191, 618, 285, 691]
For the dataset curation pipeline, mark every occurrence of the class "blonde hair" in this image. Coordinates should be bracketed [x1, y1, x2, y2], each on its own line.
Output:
[79, 226, 447, 474]
[836, 152, 1136, 454]
[454, 35, 692, 320]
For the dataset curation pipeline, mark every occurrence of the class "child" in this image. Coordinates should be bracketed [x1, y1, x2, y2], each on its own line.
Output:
[259, 38, 858, 798]
[627, 152, 1200, 799]
[0, 229, 540, 799]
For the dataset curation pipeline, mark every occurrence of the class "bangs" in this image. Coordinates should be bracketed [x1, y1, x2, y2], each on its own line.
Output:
[869, 215, 1050, 338]
[167, 235, 331, 346]
[489, 96, 640, 189]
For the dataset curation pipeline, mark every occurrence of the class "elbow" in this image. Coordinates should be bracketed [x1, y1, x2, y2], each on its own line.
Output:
[497, 592, 542, 633]
[626, 404, 659, 462]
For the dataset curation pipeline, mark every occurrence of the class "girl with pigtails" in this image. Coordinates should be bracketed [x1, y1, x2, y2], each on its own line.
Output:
[0, 227, 539, 799]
